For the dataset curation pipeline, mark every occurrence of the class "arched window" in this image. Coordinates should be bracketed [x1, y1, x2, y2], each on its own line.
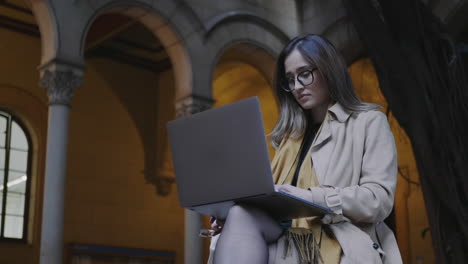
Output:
[0, 110, 31, 241]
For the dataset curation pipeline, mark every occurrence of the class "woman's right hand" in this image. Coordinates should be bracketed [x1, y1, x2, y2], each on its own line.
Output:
[210, 217, 225, 236]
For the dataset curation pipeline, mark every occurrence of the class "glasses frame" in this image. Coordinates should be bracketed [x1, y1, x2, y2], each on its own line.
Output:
[282, 68, 318, 92]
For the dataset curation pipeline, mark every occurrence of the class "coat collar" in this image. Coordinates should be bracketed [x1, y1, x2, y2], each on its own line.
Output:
[328, 102, 352, 123]
[313, 111, 331, 148]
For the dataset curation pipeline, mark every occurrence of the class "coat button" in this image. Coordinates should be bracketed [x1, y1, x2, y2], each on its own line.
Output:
[373, 243, 379, 249]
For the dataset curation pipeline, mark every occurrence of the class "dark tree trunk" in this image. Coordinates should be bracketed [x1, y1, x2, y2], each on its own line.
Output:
[343, 0, 468, 263]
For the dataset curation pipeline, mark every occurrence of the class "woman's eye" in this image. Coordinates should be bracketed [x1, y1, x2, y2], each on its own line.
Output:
[300, 71, 311, 78]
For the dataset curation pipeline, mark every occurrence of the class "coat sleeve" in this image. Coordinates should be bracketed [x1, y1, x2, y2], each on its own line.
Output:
[310, 111, 398, 223]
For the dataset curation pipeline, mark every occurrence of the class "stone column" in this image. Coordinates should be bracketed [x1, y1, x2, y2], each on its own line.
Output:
[175, 95, 214, 264]
[38, 64, 83, 264]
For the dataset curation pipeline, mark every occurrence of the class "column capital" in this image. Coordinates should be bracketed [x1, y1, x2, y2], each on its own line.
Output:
[39, 60, 84, 106]
[175, 94, 215, 118]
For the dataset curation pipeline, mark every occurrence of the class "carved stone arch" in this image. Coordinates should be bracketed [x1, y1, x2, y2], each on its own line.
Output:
[202, 18, 288, 98]
[204, 10, 290, 44]
[81, 0, 203, 100]
[29, 1, 59, 66]
[322, 16, 364, 65]
[214, 40, 278, 87]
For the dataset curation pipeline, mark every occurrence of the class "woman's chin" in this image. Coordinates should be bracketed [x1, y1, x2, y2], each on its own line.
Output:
[299, 101, 316, 110]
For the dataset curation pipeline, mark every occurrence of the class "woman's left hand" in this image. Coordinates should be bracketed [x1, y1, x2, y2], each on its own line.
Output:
[210, 217, 225, 236]
[275, 184, 313, 202]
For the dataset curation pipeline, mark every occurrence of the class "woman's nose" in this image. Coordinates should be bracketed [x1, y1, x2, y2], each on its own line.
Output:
[293, 79, 305, 91]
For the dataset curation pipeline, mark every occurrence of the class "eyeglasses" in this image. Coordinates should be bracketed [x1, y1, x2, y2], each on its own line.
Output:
[283, 68, 317, 92]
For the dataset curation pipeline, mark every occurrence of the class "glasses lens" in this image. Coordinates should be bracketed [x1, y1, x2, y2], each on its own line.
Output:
[298, 70, 314, 86]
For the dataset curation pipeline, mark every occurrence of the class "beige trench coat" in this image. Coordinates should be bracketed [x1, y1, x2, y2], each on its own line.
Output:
[287, 102, 401, 263]
[209, 103, 402, 263]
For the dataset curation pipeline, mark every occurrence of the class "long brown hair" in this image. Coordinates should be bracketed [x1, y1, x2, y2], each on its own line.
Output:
[271, 34, 379, 148]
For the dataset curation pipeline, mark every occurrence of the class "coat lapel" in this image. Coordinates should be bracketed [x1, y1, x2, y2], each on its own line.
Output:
[312, 118, 331, 150]
[312, 114, 334, 184]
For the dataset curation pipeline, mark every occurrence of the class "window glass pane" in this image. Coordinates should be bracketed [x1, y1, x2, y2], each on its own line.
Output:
[0, 153, 3, 231]
[0, 150, 4, 180]
[4, 215, 23, 239]
[5, 190, 25, 239]
[0, 190, 3, 230]
[10, 122, 28, 151]
[8, 149, 28, 172]
[6, 191, 25, 217]
[7, 172, 27, 195]
[0, 115, 6, 148]
[5, 171, 27, 239]
[0, 148, 4, 170]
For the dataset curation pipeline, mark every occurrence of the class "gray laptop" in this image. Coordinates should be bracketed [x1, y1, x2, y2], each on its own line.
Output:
[167, 97, 332, 220]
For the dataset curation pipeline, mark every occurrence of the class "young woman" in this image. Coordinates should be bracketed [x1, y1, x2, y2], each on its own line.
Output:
[210, 34, 402, 264]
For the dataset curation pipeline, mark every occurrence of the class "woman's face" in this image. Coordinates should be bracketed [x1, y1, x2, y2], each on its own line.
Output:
[284, 48, 330, 111]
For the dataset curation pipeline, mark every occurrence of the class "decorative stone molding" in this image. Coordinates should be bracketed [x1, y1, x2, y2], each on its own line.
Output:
[142, 153, 175, 196]
[204, 10, 290, 43]
[154, 168, 176, 196]
[39, 70, 83, 106]
[175, 95, 215, 118]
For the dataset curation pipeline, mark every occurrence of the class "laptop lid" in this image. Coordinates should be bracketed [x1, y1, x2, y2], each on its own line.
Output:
[167, 97, 274, 208]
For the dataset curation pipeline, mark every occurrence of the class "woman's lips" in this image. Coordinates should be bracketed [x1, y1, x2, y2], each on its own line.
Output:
[298, 94, 311, 100]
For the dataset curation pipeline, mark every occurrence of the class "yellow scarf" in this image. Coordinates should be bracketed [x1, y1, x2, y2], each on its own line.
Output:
[271, 113, 341, 263]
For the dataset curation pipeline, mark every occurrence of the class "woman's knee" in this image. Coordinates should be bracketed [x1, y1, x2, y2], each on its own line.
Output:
[225, 204, 257, 224]
[224, 204, 283, 242]
[220, 205, 260, 237]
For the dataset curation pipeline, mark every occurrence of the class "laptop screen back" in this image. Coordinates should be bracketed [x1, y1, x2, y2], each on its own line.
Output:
[167, 97, 274, 208]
